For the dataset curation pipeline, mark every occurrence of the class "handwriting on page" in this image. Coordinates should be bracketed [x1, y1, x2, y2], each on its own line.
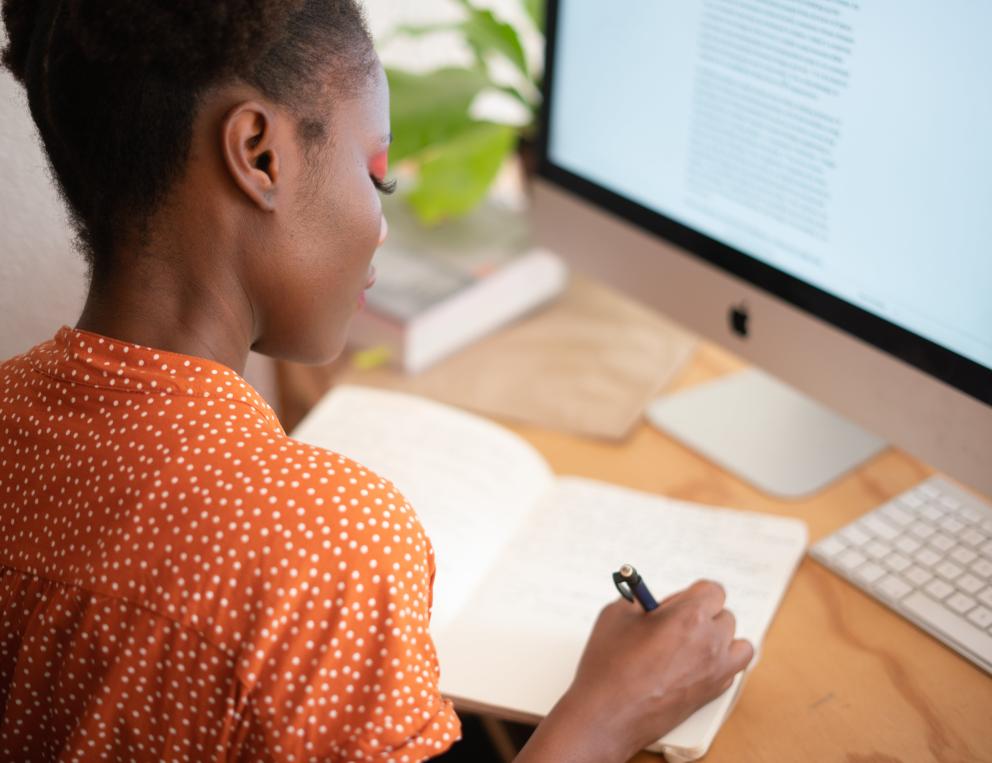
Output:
[291, 387, 555, 630]
[446, 476, 807, 643]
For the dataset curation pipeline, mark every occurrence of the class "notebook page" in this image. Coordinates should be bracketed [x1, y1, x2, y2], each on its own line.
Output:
[434, 476, 807, 758]
[290, 386, 554, 631]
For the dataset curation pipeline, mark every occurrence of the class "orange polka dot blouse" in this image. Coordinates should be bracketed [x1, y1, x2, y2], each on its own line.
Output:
[0, 327, 460, 762]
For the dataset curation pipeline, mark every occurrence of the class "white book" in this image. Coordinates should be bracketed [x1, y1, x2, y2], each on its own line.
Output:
[349, 197, 568, 373]
[292, 386, 808, 762]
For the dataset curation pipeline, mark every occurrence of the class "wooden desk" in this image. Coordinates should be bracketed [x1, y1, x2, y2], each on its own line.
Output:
[277, 343, 991, 763]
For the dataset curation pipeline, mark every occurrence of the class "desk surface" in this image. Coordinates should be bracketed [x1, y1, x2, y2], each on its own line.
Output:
[277, 342, 991, 763]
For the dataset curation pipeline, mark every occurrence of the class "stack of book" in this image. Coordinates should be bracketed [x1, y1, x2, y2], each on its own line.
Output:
[349, 195, 568, 373]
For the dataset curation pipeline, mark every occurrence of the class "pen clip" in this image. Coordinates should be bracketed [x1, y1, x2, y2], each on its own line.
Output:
[612, 565, 639, 603]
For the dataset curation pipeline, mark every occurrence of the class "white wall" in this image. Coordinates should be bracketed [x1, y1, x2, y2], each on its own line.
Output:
[0, 73, 87, 359]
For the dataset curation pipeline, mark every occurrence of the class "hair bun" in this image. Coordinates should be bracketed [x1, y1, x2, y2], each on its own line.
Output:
[2, 0, 308, 85]
[68, 0, 305, 79]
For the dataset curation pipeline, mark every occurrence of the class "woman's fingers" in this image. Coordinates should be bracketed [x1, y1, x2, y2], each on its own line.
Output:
[689, 579, 727, 617]
[727, 637, 755, 674]
[712, 610, 752, 682]
[659, 579, 726, 615]
[712, 607, 736, 641]
[656, 580, 751, 683]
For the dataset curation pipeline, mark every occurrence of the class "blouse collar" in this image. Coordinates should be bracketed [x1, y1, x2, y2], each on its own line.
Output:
[28, 326, 283, 431]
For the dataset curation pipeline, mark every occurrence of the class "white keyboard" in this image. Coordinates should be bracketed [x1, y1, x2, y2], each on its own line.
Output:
[810, 475, 992, 674]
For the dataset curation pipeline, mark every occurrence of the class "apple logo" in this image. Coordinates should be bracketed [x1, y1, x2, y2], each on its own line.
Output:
[729, 302, 749, 338]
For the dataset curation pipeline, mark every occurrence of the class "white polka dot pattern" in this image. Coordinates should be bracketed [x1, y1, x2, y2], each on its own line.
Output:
[0, 327, 460, 762]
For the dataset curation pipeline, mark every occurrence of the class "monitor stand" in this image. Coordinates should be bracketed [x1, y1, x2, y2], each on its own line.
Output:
[645, 368, 886, 498]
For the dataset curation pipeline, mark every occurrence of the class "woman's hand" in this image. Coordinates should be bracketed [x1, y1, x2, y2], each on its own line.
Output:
[515, 579, 753, 763]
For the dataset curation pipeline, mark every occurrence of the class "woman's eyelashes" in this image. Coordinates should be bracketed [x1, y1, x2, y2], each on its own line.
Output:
[371, 175, 396, 195]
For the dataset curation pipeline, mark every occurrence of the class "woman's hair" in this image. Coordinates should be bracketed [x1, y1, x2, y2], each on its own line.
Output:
[1, 0, 376, 279]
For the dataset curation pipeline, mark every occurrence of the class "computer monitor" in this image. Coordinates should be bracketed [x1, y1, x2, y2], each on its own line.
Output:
[533, 1, 992, 497]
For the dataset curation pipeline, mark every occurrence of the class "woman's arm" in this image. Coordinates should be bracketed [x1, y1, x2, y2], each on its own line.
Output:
[514, 580, 753, 763]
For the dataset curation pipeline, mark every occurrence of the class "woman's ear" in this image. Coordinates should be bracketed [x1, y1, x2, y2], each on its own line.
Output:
[221, 101, 282, 212]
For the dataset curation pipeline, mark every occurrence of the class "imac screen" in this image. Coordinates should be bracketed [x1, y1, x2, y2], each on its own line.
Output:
[546, 1, 992, 374]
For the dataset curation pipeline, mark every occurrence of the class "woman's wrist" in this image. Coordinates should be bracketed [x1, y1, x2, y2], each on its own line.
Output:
[514, 686, 636, 763]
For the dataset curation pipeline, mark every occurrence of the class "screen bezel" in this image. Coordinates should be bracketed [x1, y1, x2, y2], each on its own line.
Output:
[535, 0, 992, 408]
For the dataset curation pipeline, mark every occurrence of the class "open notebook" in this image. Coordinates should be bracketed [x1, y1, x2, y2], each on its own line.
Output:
[292, 386, 807, 762]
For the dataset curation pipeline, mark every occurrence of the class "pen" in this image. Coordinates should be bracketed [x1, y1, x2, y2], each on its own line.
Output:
[612, 563, 659, 612]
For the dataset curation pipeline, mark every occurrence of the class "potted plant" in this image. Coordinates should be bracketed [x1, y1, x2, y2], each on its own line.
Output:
[383, 0, 545, 225]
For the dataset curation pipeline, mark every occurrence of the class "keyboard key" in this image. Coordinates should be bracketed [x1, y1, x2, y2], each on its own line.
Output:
[840, 525, 871, 546]
[910, 522, 936, 541]
[914, 547, 941, 567]
[971, 559, 992, 579]
[895, 535, 921, 555]
[881, 503, 913, 526]
[921, 504, 944, 523]
[903, 591, 992, 661]
[939, 515, 965, 534]
[918, 484, 939, 499]
[864, 539, 890, 560]
[967, 606, 992, 629]
[960, 528, 985, 547]
[815, 535, 846, 558]
[979, 587, 992, 609]
[925, 579, 954, 600]
[981, 519, 992, 535]
[838, 549, 867, 571]
[949, 546, 977, 566]
[863, 514, 899, 540]
[875, 574, 912, 601]
[958, 574, 985, 595]
[959, 506, 983, 524]
[980, 540, 992, 557]
[930, 533, 955, 552]
[905, 566, 933, 586]
[945, 592, 976, 615]
[935, 560, 963, 581]
[884, 553, 911, 573]
[939, 495, 961, 511]
[855, 562, 886, 584]
[900, 492, 924, 508]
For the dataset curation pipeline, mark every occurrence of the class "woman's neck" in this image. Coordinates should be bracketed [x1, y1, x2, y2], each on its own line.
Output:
[76, 250, 256, 376]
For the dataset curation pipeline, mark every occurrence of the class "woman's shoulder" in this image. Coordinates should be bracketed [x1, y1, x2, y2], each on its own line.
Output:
[167, 426, 421, 539]
[140, 431, 435, 645]
[257, 435, 421, 537]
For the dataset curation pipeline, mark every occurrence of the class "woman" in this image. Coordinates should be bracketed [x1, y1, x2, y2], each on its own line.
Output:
[0, 1, 752, 761]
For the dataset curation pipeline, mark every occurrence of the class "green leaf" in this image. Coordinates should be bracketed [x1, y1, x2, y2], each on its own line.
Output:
[523, 0, 546, 33]
[455, 3, 529, 78]
[407, 121, 517, 225]
[494, 83, 533, 110]
[379, 21, 459, 47]
[389, 21, 460, 39]
[386, 67, 491, 163]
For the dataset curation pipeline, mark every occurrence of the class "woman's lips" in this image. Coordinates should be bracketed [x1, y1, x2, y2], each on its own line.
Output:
[358, 266, 376, 309]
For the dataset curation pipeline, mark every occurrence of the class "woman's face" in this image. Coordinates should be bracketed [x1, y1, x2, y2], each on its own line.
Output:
[249, 64, 391, 364]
